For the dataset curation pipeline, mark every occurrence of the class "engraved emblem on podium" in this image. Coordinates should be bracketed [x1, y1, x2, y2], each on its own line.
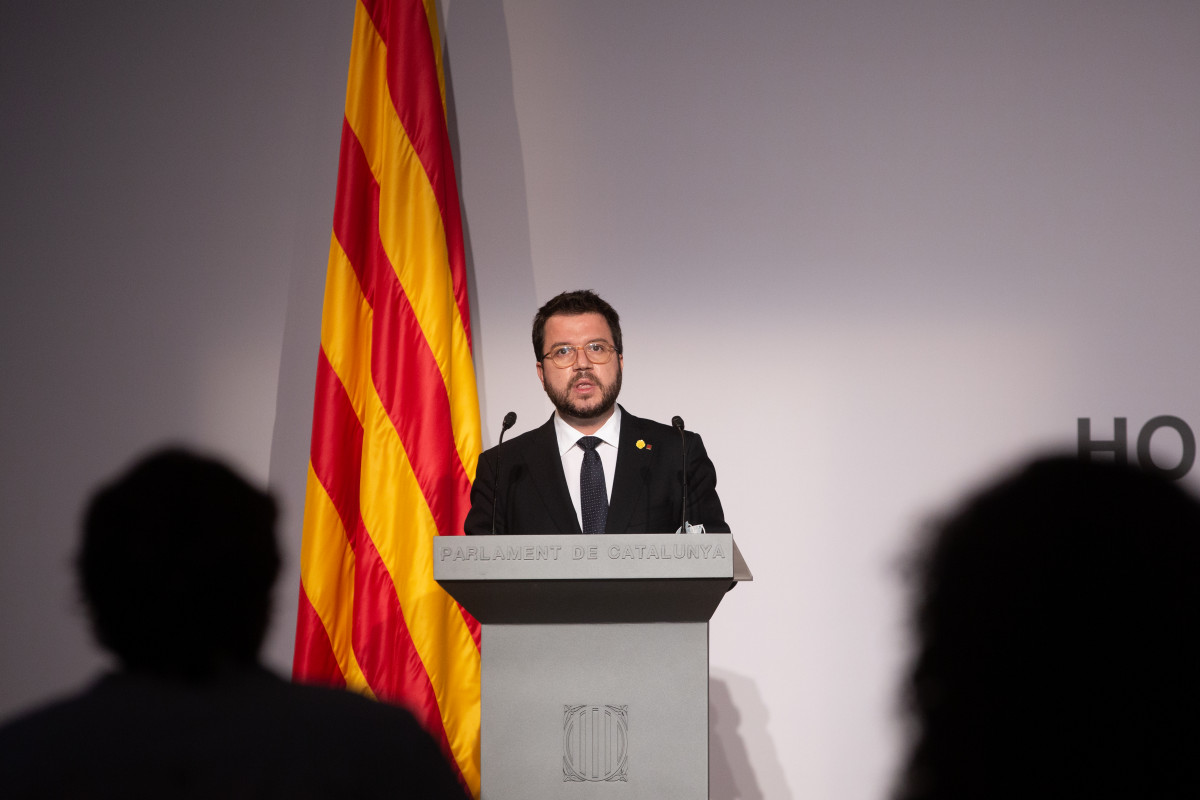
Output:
[562, 704, 629, 782]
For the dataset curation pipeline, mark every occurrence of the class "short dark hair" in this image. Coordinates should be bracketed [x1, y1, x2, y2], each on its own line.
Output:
[78, 447, 280, 677]
[531, 290, 622, 360]
[896, 455, 1200, 799]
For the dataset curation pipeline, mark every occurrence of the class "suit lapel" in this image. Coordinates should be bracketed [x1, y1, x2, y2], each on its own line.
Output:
[523, 414, 582, 534]
[606, 407, 653, 533]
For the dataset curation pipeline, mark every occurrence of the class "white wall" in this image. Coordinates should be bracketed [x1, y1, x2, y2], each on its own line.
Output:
[3, 3, 1199, 799]
[446, 3, 1200, 797]
[0, 0, 349, 720]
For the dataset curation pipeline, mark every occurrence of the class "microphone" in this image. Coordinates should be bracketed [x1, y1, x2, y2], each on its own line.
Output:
[491, 412, 517, 535]
[672, 416, 688, 533]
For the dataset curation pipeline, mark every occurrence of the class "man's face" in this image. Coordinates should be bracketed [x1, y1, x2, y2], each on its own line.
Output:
[536, 312, 623, 428]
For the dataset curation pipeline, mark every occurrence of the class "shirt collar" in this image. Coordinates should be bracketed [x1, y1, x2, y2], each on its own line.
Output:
[553, 404, 622, 456]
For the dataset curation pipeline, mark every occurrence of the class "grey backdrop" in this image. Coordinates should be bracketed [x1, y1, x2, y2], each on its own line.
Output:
[3, 3, 1199, 799]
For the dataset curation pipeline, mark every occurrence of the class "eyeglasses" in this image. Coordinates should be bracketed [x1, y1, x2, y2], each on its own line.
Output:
[541, 342, 619, 368]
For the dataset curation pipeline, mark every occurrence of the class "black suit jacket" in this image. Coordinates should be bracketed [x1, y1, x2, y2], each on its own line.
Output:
[464, 406, 729, 535]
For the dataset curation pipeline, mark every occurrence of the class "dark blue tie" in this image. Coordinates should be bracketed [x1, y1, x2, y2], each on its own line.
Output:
[577, 436, 608, 534]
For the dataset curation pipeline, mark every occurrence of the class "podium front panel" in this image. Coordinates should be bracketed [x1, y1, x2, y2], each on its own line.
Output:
[433, 534, 749, 799]
[482, 621, 708, 800]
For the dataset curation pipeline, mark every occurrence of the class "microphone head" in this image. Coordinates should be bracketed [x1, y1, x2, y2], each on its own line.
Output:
[502, 411, 518, 430]
[671, 415, 685, 431]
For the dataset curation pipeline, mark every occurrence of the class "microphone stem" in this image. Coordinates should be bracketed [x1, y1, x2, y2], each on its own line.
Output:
[491, 413, 517, 535]
[673, 416, 688, 532]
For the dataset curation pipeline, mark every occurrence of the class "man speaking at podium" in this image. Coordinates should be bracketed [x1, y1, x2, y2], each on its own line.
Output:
[464, 290, 729, 536]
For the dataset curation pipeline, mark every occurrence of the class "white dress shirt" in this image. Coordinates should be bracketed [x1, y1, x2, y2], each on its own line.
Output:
[553, 406, 621, 531]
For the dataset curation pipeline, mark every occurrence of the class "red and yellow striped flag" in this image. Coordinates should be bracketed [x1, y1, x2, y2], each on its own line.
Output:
[293, 0, 481, 794]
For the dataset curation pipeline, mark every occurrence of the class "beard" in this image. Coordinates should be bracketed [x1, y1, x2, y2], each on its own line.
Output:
[544, 364, 622, 421]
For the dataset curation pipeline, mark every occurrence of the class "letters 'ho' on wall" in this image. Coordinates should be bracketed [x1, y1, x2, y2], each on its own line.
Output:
[1078, 416, 1197, 480]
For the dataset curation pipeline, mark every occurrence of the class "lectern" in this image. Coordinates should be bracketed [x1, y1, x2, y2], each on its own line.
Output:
[433, 533, 751, 800]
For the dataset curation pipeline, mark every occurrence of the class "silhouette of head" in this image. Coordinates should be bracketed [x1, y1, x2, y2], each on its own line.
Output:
[78, 448, 280, 678]
[896, 456, 1200, 800]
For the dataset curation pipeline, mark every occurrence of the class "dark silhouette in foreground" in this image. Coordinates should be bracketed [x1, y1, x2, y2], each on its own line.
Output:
[894, 455, 1200, 800]
[0, 448, 471, 799]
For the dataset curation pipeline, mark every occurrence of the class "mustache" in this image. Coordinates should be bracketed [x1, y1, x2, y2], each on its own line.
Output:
[569, 372, 603, 388]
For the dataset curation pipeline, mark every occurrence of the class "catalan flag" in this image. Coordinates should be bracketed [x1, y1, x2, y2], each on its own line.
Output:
[292, 0, 481, 794]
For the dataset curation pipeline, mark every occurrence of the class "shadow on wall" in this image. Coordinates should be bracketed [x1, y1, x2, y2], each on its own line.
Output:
[711, 671, 792, 800]
[444, 0, 540, 444]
